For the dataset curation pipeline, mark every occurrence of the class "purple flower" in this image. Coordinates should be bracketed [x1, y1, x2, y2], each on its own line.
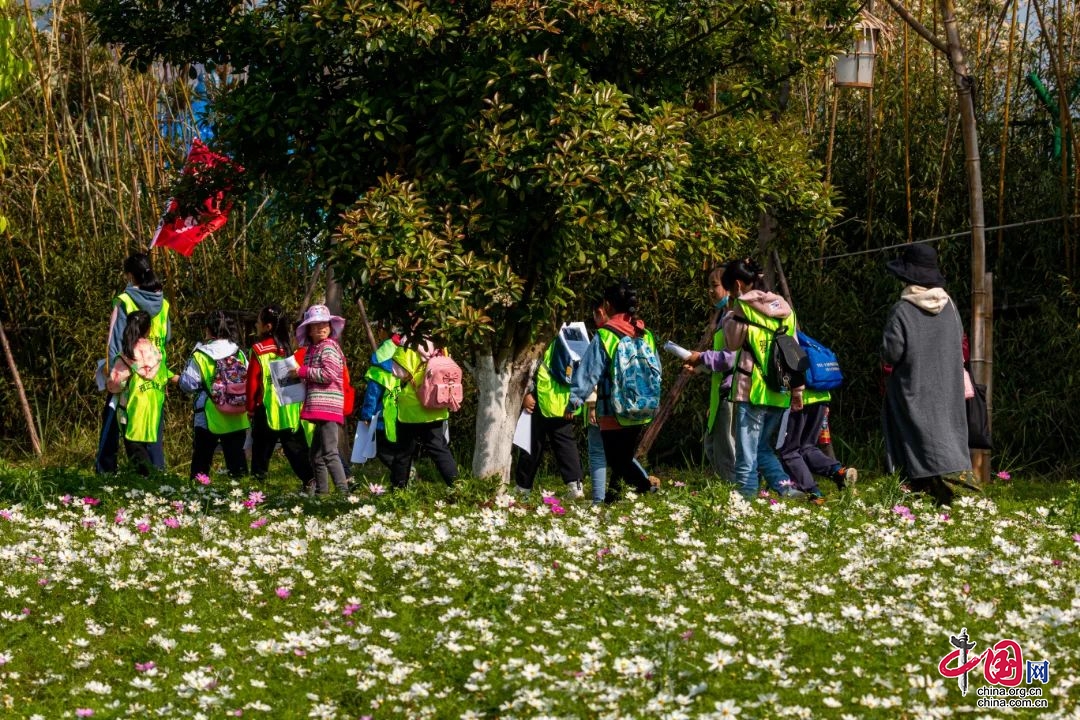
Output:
[135, 661, 156, 672]
[163, 517, 180, 529]
[275, 587, 291, 599]
[550, 505, 566, 516]
[83, 497, 100, 506]
[542, 496, 561, 506]
[195, 473, 211, 486]
[996, 470, 1012, 481]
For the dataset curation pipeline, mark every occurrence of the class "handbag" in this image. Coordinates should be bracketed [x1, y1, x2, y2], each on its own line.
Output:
[967, 381, 991, 450]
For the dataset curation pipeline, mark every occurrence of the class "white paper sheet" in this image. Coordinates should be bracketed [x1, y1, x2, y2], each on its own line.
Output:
[269, 357, 305, 406]
[351, 417, 378, 464]
[512, 411, 533, 452]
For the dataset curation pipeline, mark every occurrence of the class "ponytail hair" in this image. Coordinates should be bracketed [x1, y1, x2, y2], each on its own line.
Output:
[204, 309, 237, 343]
[122, 310, 151, 359]
[259, 304, 293, 354]
[123, 252, 163, 293]
[721, 257, 767, 292]
[603, 279, 640, 320]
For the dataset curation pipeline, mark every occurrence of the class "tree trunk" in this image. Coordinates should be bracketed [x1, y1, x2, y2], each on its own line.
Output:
[470, 349, 538, 485]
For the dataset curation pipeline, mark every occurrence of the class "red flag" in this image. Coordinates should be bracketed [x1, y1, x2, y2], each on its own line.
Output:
[150, 139, 243, 257]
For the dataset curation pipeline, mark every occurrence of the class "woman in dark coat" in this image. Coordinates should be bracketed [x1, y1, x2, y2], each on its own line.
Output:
[881, 245, 971, 505]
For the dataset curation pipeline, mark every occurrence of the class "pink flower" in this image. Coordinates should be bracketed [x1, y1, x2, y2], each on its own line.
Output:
[940, 513, 950, 522]
[0, 510, 11, 520]
[768, 498, 779, 505]
[60, 494, 72, 505]
[163, 517, 180, 529]
[136, 522, 150, 533]
[1072, 534, 1080, 544]
[673, 481, 686, 487]
[171, 501, 185, 513]
[368, 483, 386, 496]
[28, 556, 43, 564]
[995, 470, 1012, 481]
[552, 561, 560, 569]
[232, 711, 243, 717]
[1052, 559, 1063, 567]
[38, 577, 49, 586]
[76, 709, 94, 717]
[275, 587, 291, 599]
[195, 473, 211, 486]
[113, 510, 126, 524]
[135, 661, 156, 672]
[597, 548, 611, 559]
[758, 490, 770, 498]
[550, 505, 566, 516]
[342, 603, 361, 616]
[680, 629, 694, 641]
[243, 491, 266, 509]
[82, 497, 100, 506]
[892, 505, 916, 521]
[962, 583, 971, 595]
[82, 520, 96, 529]
[542, 496, 561, 506]
[250, 517, 268, 529]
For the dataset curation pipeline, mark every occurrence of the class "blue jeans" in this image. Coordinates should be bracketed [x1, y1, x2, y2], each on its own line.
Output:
[733, 402, 791, 499]
[587, 423, 607, 504]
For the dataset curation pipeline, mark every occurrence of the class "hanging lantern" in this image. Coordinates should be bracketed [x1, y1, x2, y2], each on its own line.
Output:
[834, 10, 890, 89]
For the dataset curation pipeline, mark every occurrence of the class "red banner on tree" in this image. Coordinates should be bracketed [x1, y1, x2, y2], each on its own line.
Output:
[150, 139, 243, 257]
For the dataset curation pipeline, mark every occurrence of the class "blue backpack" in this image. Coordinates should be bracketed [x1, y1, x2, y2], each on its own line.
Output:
[606, 331, 662, 422]
[797, 331, 843, 390]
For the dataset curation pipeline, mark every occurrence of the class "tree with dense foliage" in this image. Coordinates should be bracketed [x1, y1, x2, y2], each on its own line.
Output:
[87, 0, 856, 480]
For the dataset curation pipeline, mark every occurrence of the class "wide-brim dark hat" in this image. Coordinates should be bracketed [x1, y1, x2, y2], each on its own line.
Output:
[886, 244, 947, 288]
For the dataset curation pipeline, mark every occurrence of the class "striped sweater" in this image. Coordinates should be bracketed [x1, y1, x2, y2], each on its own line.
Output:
[298, 338, 347, 423]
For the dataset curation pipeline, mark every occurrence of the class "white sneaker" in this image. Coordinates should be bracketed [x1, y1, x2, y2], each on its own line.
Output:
[567, 481, 585, 499]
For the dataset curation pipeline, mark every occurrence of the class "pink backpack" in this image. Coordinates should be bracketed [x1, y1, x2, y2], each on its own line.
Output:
[418, 355, 464, 411]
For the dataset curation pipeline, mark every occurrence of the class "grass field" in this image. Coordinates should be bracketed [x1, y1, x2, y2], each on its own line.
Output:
[1, 460, 1078, 719]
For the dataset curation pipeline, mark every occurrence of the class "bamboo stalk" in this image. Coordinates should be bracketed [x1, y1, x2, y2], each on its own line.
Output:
[995, 0, 1020, 265]
[0, 317, 42, 456]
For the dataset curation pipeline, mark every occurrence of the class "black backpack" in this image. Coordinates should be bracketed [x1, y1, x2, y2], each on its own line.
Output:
[734, 316, 809, 393]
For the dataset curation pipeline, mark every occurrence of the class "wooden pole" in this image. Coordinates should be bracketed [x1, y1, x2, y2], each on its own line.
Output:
[357, 298, 378, 353]
[940, 0, 992, 485]
[0, 319, 42, 456]
[636, 312, 719, 460]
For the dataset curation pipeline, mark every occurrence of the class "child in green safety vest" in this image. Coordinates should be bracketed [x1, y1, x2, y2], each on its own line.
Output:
[179, 310, 251, 480]
[358, 331, 406, 486]
[514, 329, 586, 500]
[97, 252, 171, 475]
[247, 304, 315, 491]
[566, 281, 659, 501]
[106, 310, 171, 475]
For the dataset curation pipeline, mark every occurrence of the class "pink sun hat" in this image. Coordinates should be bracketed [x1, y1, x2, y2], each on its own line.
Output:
[296, 304, 345, 346]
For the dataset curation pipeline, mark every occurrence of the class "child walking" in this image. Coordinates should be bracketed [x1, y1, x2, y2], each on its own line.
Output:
[357, 330, 406, 486]
[106, 310, 171, 475]
[567, 281, 660, 501]
[247, 304, 315, 490]
[390, 317, 459, 489]
[179, 310, 250, 479]
[294, 304, 350, 495]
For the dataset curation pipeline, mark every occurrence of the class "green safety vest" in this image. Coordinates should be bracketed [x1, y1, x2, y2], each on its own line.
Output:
[597, 326, 658, 427]
[534, 341, 581, 419]
[255, 350, 302, 432]
[731, 300, 798, 409]
[115, 355, 168, 443]
[193, 349, 251, 435]
[115, 293, 170, 369]
[393, 344, 449, 424]
[706, 323, 727, 433]
[365, 365, 400, 442]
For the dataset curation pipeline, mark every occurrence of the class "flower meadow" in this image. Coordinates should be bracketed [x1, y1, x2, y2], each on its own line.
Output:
[1, 471, 1080, 719]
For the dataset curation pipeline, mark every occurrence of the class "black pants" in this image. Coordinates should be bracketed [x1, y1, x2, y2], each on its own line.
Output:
[250, 406, 314, 486]
[96, 397, 121, 474]
[123, 439, 165, 476]
[514, 413, 583, 489]
[779, 403, 837, 494]
[373, 427, 408, 485]
[391, 421, 457, 488]
[191, 425, 248, 479]
[601, 426, 651, 495]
